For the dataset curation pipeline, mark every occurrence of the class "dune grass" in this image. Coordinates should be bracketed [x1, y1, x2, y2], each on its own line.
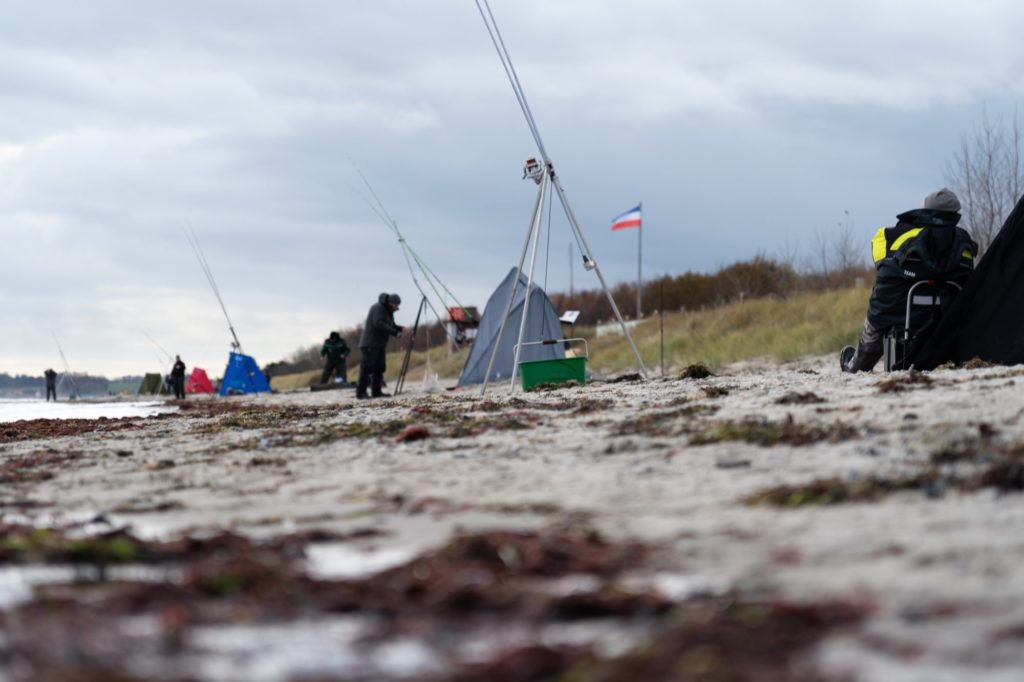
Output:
[590, 287, 870, 374]
[270, 287, 871, 390]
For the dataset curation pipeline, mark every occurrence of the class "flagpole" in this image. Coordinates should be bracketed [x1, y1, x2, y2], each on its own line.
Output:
[637, 202, 642, 319]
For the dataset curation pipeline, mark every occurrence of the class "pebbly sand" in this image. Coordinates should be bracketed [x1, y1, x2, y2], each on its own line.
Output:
[1, 356, 1023, 681]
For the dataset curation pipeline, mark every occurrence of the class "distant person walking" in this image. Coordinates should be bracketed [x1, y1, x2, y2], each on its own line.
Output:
[171, 355, 187, 399]
[320, 331, 351, 385]
[356, 293, 405, 399]
[44, 368, 57, 401]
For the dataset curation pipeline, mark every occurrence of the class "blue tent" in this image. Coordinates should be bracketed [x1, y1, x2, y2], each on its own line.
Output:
[219, 352, 271, 396]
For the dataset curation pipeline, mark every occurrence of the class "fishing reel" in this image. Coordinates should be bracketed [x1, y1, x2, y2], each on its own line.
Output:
[522, 157, 544, 184]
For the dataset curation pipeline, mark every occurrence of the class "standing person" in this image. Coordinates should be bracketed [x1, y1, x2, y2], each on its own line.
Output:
[171, 355, 187, 399]
[319, 331, 351, 385]
[356, 293, 405, 399]
[841, 188, 977, 372]
[44, 368, 57, 401]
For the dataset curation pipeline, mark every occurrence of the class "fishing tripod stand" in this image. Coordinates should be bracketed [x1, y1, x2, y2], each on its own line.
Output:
[394, 296, 428, 396]
[479, 158, 649, 395]
[475, 0, 648, 395]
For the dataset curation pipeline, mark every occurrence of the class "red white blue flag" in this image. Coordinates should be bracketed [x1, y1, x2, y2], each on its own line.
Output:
[610, 204, 642, 231]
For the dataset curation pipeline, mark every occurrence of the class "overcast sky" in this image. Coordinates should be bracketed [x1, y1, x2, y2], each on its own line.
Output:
[3, 1, 1023, 378]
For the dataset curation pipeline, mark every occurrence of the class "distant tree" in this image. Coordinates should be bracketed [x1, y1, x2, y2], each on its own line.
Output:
[946, 108, 1024, 256]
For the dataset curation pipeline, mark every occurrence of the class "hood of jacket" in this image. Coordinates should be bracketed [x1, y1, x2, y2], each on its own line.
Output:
[894, 208, 961, 228]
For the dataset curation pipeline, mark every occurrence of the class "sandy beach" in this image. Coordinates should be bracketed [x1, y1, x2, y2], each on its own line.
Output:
[2, 357, 1023, 681]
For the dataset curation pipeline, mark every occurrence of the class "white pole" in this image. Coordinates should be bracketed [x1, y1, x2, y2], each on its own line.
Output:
[510, 172, 549, 391]
[637, 204, 643, 319]
[480, 177, 547, 395]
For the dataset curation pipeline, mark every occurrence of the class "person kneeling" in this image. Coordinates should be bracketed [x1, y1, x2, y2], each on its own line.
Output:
[841, 188, 977, 373]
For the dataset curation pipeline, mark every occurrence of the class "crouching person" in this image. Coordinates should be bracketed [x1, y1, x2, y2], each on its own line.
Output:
[841, 188, 977, 372]
[356, 293, 405, 399]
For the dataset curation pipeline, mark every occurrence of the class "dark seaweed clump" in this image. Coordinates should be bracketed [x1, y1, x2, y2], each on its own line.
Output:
[692, 416, 857, 447]
[679, 364, 714, 380]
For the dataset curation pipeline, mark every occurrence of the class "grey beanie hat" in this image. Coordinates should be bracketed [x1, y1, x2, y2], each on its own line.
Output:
[923, 187, 961, 213]
[387, 293, 402, 305]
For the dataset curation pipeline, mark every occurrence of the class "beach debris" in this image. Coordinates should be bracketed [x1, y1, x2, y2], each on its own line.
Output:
[397, 425, 431, 442]
[744, 473, 937, 507]
[715, 457, 752, 469]
[613, 404, 718, 438]
[146, 459, 175, 471]
[876, 370, 934, 393]
[692, 416, 857, 447]
[679, 364, 714, 379]
[774, 391, 826, 405]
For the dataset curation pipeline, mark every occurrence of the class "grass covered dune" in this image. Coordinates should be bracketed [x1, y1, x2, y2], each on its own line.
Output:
[272, 287, 871, 390]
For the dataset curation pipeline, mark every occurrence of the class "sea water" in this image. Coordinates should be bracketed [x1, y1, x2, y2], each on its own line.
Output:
[0, 398, 175, 423]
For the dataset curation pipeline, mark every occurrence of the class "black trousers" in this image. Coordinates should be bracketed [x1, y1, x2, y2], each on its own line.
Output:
[46, 386, 56, 401]
[846, 318, 884, 372]
[172, 375, 186, 399]
[357, 346, 387, 397]
[320, 358, 347, 385]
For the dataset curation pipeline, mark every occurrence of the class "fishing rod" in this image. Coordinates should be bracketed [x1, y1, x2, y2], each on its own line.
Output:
[141, 329, 174, 364]
[351, 165, 475, 347]
[474, 0, 649, 378]
[181, 221, 244, 355]
[52, 333, 82, 398]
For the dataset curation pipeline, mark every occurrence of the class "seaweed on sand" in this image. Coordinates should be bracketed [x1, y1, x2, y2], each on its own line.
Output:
[692, 416, 858, 447]
[679, 364, 714, 379]
[613, 404, 719, 437]
[876, 370, 934, 393]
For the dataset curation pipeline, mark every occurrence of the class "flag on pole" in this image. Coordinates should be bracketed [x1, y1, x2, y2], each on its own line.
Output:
[610, 204, 642, 231]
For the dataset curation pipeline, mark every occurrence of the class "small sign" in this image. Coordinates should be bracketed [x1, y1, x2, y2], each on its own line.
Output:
[560, 310, 581, 325]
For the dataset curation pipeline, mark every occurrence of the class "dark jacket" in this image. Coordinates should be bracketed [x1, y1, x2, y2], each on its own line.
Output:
[171, 360, 186, 379]
[44, 369, 57, 387]
[359, 293, 403, 348]
[867, 208, 977, 330]
[320, 336, 350, 363]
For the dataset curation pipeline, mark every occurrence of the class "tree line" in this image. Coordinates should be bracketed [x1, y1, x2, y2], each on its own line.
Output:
[0, 373, 136, 397]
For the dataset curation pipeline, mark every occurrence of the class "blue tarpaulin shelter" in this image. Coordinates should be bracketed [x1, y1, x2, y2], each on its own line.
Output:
[219, 352, 271, 396]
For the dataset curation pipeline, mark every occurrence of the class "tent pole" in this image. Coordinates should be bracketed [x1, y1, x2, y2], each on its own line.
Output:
[480, 177, 547, 396]
[509, 171, 549, 392]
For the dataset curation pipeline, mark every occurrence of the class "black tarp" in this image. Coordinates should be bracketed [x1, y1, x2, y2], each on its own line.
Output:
[911, 195, 1024, 369]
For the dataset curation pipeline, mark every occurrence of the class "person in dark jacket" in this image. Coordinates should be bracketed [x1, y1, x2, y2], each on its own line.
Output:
[44, 368, 57, 401]
[320, 331, 351, 385]
[356, 293, 405, 399]
[171, 355, 187, 399]
[841, 188, 977, 372]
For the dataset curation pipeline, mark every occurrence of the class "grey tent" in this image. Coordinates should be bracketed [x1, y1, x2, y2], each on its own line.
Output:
[138, 373, 169, 395]
[459, 267, 565, 386]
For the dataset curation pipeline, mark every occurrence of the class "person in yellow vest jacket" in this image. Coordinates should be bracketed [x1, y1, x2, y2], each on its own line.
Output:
[841, 188, 977, 372]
